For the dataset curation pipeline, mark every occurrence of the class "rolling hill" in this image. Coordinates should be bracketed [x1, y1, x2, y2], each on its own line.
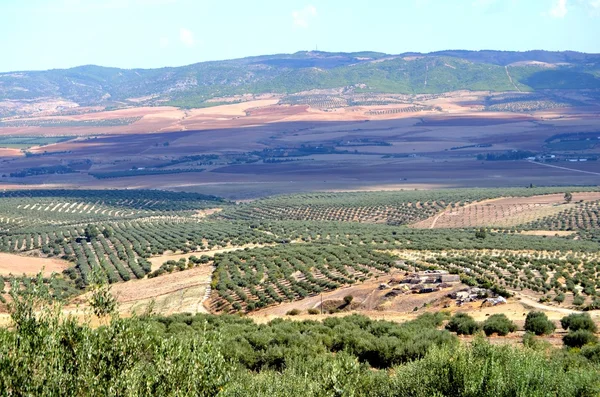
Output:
[1, 50, 599, 111]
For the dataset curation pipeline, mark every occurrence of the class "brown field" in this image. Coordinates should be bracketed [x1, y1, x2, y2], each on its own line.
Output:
[519, 230, 577, 237]
[0, 91, 599, 199]
[97, 265, 213, 316]
[0, 253, 70, 277]
[412, 192, 600, 229]
[0, 148, 23, 157]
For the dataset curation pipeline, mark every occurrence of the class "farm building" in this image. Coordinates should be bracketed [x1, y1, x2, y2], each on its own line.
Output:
[401, 270, 460, 285]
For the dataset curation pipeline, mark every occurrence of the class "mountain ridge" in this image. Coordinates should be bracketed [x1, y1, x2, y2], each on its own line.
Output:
[1, 50, 599, 112]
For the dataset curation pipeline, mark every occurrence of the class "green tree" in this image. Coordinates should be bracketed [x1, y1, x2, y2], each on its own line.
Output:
[563, 330, 598, 348]
[446, 313, 480, 335]
[475, 228, 487, 239]
[525, 312, 556, 336]
[482, 314, 517, 336]
[88, 268, 117, 318]
[84, 224, 100, 240]
[561, 313, 597, 332]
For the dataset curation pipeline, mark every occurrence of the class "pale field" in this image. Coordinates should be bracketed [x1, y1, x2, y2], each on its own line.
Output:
[0, 252, 70, 277]
[66, 265, 215, 316]
[0, 148, 24, 157]
[148, 243, 270, 271]
[412, 192, 600, 229]
[192, 208, 223, 218]
[520, 230, 577, 237]
[188, 99, 280, 116]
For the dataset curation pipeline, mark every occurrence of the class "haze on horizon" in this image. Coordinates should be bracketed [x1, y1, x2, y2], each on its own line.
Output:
[1, 0, 600, 73]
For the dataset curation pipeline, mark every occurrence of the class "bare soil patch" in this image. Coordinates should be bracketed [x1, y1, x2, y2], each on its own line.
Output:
[0, 148, 23, 157]
[0, 253, 70, 277]
[520, 230, 576, 237]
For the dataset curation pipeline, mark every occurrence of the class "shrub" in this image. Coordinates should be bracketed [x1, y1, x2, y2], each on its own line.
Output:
[573, 295, 586, 306]
[525, 312, 556, 336]
[286, 309, 301, 316]
[561, 313, 597, 332]
[446, 313, 480, 335]
[482, 314, 517, 336]
[563, 330, 598, 348]
[581, 344, 600, 363]
[307, 308, 320, 315]
[343, 295, 354, 305]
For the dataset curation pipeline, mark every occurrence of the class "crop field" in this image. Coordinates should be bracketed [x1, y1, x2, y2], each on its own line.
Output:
[0, 135, 73, 149]
[220, 188, 600, 226]
[207, 245, 402, 313]
[412, 192, 600, 229]
[522, 200, 600, 231]
[0, 186, 599, 317]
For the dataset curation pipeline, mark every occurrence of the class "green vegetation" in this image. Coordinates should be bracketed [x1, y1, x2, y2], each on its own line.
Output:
[0, 117, 141, 128]
[525, 312, 556, 336]
[562, 313, 597, 332]
[0, 185, 600, 394]
[219, 187, 599, 225]
[563, 330, 599, 348]
[2, 278, 599, 396]
[0, 135, 72, 149]
[445, 313, 480, 335]
[523, 200, 600, 231]
[482, 314, 517, 336]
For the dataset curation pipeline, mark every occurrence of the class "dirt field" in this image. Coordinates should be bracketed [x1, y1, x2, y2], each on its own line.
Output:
[412, 192, 600, 229]
[0, 253, 70, 277]
[519, 230, 576, 237]
[148, 243, 269, 271]
[82, 265, 215, 316]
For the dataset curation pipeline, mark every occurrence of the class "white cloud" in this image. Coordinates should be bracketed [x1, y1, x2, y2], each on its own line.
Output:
[548, 0, 568, 18]
[292, 5, 317, 28]
[179, 28, 194, 47]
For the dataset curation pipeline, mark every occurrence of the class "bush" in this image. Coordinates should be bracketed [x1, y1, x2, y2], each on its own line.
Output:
[286, 309, 301, 316]
[446, 313, 480, 335]
[581, 344, 600, 363]
[523, 332, 551, 351]
[525, 312, 556, 336]
[573, 295, 586, 306]
[307, 308, 320, 315]
[561, 313, 597, 332]
[343, 295, 354, 305]
[482, 314, 517, 336]
[563, 330, 598, 348]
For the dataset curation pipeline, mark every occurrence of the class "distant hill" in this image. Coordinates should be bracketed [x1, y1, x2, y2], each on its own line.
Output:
[1, 50, 599, 110]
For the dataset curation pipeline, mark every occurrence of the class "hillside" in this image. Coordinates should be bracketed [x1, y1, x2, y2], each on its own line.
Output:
[1, 50, 600, 113]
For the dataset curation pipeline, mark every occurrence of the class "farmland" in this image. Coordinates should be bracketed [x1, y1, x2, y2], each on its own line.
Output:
[1, 50, 600, 394]
[1, 186, 600, 395]
[1, 186, 600, 313]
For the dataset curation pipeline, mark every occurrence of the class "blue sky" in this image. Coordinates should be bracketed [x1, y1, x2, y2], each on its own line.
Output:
[1, 0, 599, 72]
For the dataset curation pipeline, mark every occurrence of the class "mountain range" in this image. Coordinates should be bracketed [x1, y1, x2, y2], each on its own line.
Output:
[1, 50, 600, 109]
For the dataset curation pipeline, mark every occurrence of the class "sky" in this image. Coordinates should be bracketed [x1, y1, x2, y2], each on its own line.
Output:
[0, 0, 599, 72]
